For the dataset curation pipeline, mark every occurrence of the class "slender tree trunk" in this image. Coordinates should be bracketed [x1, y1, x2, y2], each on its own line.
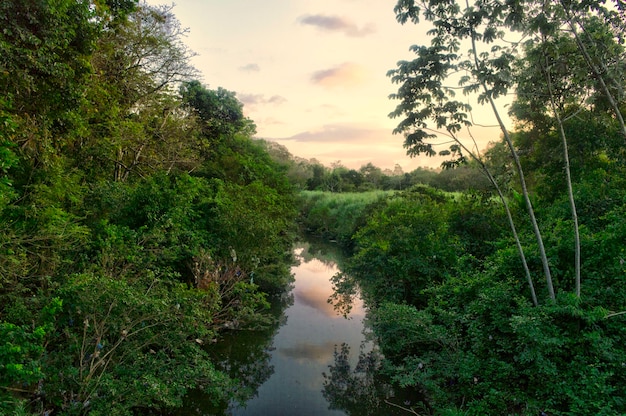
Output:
[484, 166, 540, 306]
[453, 135, 539, 306]
[465, 17, 556, 301]
[543, 55, 582, 298]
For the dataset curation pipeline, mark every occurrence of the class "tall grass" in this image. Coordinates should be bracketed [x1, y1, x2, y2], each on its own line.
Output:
[298, 190, 393, 248]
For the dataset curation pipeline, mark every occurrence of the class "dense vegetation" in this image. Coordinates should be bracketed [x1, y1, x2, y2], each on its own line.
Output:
[3, 0, 626, 415]
[1, 1, 297, 414]
[313, 0, 626, 414]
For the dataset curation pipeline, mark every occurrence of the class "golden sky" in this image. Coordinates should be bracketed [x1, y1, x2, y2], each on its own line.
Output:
[145, 0, 510, 170]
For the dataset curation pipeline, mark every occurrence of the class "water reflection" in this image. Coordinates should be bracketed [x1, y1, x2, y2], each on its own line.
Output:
[181, 241, 407, 416]
[179, 303, 285, 415]
[322, 344, 424, 416]
[227, 245, 366, 415]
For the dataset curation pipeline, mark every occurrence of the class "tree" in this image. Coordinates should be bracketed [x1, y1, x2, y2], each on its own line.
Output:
[509, 10, 626, 298]
[512, 33, 585, 296]
[0, 0, 97, 118]
[557, 1, 626, 142]
[306, 163, 328, 190]
[388, 0, 552, 303]
[180, 80, 255, 142]
[359, 163, 384, 190]
[387, 0, 626, 303]
[82, 2, 200, 182]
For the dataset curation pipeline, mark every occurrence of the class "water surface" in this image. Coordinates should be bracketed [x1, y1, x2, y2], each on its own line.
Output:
[228, 246, 367, 415]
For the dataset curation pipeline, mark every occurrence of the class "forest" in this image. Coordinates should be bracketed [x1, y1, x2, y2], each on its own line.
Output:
[1, 0, 626, 415]
[1, 1, 299, 414]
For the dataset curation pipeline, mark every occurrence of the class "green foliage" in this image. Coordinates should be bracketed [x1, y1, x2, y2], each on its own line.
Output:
[0, 2, 299, 413]
[0, 0, 97, 119]
[181, 80, 255, 143]
[0, 100, 18, 208]
[375, 282, 626, 415]
[206, 179, 295, 293]
[329, 166, 626, 414]
[0, 298, 61, 387]
[0, 298, 62, 414]
[44, 273, 230, 414]
[88, 173, 211, 279]
[298, 190, 391, 248]
[338, 182, 626, 413]
[77, 3, 200, 183]
[85, 170, 294, 304]
[349, 187, 460, 307]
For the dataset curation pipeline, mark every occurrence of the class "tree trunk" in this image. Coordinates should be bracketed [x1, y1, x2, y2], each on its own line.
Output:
[543, 53, 582, 297]
[452, 134, 539, 306]
[466, 13, 555, 301]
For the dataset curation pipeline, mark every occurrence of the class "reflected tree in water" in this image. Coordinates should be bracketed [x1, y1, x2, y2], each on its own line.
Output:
[176, 293, 294, 415]
[173, 329, 276, 415]
[328, 272, 359, 317]
[323, 343, 424, 416]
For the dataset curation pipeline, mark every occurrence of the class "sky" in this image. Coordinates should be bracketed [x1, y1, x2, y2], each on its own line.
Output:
[144, 0, 509, 171]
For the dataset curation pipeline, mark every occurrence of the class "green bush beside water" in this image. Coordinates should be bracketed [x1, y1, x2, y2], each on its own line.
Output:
[298, 190, 392, 248]
[320, 173, 626, 414]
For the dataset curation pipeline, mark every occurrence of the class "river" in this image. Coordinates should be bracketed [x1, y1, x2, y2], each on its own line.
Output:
[182, 241, 411, 415]
[223, 242, 367, 415]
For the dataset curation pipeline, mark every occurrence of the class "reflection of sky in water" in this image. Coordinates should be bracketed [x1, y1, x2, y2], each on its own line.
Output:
[230, 249, 366, 415]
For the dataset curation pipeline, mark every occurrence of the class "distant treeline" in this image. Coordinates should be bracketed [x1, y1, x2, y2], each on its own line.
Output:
[259, 139, 492, 193]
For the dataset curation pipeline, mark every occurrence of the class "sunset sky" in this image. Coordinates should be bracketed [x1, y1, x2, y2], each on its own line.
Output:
[145, 0, 509, 171]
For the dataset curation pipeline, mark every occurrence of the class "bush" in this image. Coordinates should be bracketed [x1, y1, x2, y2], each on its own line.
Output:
[348, 187, 460, 307]
[298, 190, 391, 249]
[41, 273, 231, 415]
[372, 271, 626, 415]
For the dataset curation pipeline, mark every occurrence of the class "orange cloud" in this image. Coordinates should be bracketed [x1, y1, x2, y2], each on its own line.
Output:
[311, 62, 366, 88]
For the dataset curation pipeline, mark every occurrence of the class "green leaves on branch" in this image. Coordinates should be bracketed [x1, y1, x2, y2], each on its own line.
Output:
[46, 273, 229, 414]
[181, 81, 255, 143]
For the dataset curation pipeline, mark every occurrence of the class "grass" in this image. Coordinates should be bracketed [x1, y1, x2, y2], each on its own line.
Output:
[298, 190, 394, 246]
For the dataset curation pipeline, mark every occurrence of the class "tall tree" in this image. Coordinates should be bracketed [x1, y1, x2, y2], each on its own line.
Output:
[180, 80, 255, 141]
[511, 11, 626, 297]
[389, 0, 555, 301]
[389, 0, 626, 303]
[80, 2, 199, 181]
[558, 0, 626, 142]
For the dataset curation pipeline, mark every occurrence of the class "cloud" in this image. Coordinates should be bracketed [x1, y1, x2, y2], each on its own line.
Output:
[239, 93, 287, 107]
[285, 124, 380, 143]
[239, 63, 260, 72]
[299, 14, 376, 37]
[311, 62, 366, 88]
[266, 123, 440, 170]
[294, 286, 338, 317]
[268, 95, 287, 104]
